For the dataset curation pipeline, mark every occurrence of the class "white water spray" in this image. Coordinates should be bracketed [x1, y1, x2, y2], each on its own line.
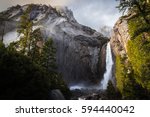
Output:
[69, 42, 114, 91]
[100, 42, 114, 90]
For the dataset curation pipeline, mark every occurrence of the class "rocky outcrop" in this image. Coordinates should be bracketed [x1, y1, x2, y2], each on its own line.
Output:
[49, 89, 65, 100]
[110, 17, 130, 57]
[110, 16, 131, 86]
[0, 4, 108, 86]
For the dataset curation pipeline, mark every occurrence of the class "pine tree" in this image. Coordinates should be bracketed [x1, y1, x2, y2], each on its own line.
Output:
[7, 41, 18, 52]
[17, 5, 33, 55]
[0, 40, 5, 53]
[40, 38, 57, 72]
[16, 5, 57, 71]
[117, 0, 150, 24]
[30, 28, 43, 62]
[106, 80, 122, 99]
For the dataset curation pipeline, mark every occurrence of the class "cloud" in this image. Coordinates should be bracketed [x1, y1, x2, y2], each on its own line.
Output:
[0, 0, 11, 11]
[0, 0, 71, 11]
[49, 0, 72, 6]
[68, 0, 121, 30]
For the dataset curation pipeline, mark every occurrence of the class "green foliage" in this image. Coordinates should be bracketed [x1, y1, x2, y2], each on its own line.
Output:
[0, 45, 51, 99]
[49, 73, 71, 100]
[115, 0, 150, 99]
[40, 38, 57, 72]
[127, 12, 150, 90]
[116, 0, 134, 13]
[117, 0, 150, 24]
[0, 43, 71, 99]
[0, 4, 71, 99]
[30, 28, 43, 62]
[128, 13, 150, 38]
[0, 40, 5, 52]
[106, 80, 121, 100]
[7, 41, 19, 52]
[115, 56, 126, 93]
[115, 55, 149, 99]
[38, 38, 71, 99]
[127, 35, 150, 90]
[17, 5, 33, 55]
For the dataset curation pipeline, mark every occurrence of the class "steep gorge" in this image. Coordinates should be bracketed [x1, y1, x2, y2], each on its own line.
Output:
[2, 4, 149, 100]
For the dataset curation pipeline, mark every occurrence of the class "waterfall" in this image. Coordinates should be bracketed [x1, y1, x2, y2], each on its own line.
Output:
[100, 42, 114, 90]
[69, 42, 114, 91]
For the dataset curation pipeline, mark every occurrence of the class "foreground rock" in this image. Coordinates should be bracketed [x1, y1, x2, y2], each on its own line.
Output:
[71, 89, 107, 100]
[49, 89, 65, 100]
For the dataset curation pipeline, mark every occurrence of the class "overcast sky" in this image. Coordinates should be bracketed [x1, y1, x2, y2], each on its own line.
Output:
[0, 0, 121, 30]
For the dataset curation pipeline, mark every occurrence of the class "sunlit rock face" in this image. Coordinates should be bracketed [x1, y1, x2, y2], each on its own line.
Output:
[0, 4, 108, 86]
[110, 17, 131, 86]
[110, 18, 130, 57]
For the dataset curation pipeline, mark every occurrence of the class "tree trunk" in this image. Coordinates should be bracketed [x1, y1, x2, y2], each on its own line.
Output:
[1, 21, 5, 42]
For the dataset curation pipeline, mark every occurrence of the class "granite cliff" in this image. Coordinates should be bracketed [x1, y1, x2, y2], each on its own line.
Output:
[110, 11, 150, 99]
[0, 4, 108, 86]
[110, 17, 130, 57]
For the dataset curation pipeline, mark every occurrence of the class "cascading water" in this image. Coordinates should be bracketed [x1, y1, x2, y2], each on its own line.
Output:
[100, 42, 114, 90]
[70, 42, 114, 99]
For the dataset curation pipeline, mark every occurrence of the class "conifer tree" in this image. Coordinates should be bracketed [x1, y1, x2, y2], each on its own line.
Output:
[30, 28, 43, 62]
[40, 38, 57, 72]
[0, 40, 5, 53]
[17, 5, 33, 55]
[117, 0, 150, 24]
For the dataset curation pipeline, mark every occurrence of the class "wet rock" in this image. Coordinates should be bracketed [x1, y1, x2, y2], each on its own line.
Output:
[71, 89, 107, 100]
[49, 89, 65, 100]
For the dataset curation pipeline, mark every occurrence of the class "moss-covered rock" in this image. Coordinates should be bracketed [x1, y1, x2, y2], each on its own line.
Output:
[111, 7, 150, 99]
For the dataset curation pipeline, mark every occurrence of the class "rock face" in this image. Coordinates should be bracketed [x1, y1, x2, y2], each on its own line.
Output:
[0, 4, 108, 86]
[110, 16, 131, 86]
[110, 17, 130, 57]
